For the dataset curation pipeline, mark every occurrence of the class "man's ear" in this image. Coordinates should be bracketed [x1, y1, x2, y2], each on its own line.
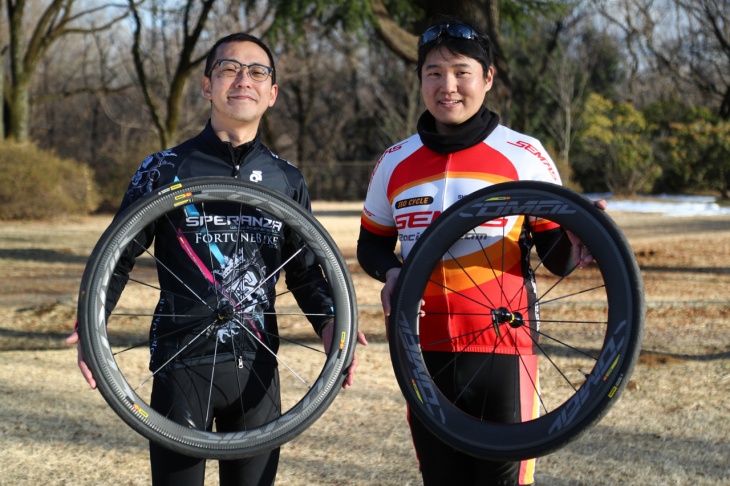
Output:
[268, 84, 279, 108]
[484, 65, 495, 89]
[202, 76, 212, 101]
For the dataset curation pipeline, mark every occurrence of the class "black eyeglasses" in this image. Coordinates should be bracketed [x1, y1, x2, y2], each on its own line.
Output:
[209, 59, 274, 82]
[418, 23, 479, 47]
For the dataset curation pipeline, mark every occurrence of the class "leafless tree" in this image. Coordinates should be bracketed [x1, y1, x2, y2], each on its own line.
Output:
[670, 0, 730, 118]
[128, 0, 217, 149]
[594, 0, 730, 118]
[30, 27, 137, 154]
[1, 0, 6, 139]
[2, 0, 128, 141]
[543, 43, 592, 184]
[127, 0, 281, 149]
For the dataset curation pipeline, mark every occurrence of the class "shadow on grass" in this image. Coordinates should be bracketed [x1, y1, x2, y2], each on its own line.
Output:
[0, 248, 156, 266]
[0, 327, 149, 352]
[0, 248, 89, 265]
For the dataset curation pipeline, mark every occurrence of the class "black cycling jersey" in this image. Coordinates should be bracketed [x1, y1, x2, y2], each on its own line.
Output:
[107, 121, 333, 371]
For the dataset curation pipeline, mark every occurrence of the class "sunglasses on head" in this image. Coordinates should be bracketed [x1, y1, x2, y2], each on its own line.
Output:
[418, 23, 479, 47]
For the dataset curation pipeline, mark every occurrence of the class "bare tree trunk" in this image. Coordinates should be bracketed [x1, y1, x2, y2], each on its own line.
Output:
[721, 86, 730, 120]
[370, 0, 418, 62]
[2, 0, 127, 142]
[6, 0, 34, 142]
[129, 0, 216, 150]
[0, 0, 5, 139]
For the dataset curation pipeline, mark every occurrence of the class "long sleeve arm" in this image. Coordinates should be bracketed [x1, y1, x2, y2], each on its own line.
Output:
[532, 227, 574, 277]
[356, 225, 402, 283]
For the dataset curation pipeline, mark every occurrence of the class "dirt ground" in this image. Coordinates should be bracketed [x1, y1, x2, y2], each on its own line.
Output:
[0, 202, 728, 485]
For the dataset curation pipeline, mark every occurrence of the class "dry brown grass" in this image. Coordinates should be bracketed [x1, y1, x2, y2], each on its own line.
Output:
[0, 203, 728, 485]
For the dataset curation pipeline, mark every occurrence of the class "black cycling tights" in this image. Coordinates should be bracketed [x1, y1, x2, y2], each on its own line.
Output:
[149, 360, 280, 486]
[409, 351, 532, 486]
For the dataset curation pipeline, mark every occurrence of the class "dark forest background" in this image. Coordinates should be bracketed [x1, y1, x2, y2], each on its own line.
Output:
[1, 0, 728, 219]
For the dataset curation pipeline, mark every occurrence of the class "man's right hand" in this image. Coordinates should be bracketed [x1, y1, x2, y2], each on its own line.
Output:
[380, 268, 401, 339]
[65, 329, 97, 389]
[380, 268, 425, 341]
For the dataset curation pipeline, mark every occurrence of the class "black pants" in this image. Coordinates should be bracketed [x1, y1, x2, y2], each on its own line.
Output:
[409, 352, 535, 486]
[149, 360, 280, 486]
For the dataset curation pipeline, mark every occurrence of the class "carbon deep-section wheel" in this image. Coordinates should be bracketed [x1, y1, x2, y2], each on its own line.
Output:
[77, 177, 358, 459]
[389, 181, 644, 460]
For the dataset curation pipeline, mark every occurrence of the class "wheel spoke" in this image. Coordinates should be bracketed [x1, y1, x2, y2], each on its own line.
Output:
[78, 178, 358, 459]
[389, 181, 644, 461]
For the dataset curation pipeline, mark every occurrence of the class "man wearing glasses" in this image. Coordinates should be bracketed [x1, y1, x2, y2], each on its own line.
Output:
[358, 17, 570, 485]
[67, 32, 366, 485]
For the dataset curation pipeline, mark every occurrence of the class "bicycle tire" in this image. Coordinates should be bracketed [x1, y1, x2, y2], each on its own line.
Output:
[77, 176, 358, 459]
[389, 181, 644, 460]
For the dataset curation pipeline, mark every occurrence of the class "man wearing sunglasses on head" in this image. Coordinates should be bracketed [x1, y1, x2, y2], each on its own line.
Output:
[66, 32, 367, 486]
[358, 17, 587, 485]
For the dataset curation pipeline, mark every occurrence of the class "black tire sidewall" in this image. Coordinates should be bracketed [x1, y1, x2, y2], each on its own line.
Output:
[78, 177, 358, 459]
[389, 181, 644, 460]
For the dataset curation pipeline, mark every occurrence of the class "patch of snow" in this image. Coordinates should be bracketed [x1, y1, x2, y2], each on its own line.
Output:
[583, 194, 730, 217]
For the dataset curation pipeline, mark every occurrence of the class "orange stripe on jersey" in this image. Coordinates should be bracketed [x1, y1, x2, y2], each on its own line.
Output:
[418, 218, 535, 353]
[531, 217, 561, 232]
[362, 127, 561, 355]
[386, 143, 522, 203]
[449, 142, 522, 179]
[389, 173, 446, 205]
[519, 354, 539, 484]
[360, 214, 397, 236]
[446, 171, 514, 185]
[424, 243, 522, 296]
[423, 217, 524, 295]
[387, 146, 444, 202]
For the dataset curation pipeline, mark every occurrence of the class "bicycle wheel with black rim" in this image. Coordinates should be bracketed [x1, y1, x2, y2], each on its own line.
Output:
[389, 181, 644, 460]
[77, 176, 358, 459]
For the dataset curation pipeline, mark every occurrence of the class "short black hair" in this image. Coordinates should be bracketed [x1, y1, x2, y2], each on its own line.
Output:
[204, 33, 276, 85]
[416, 16, 493, 82]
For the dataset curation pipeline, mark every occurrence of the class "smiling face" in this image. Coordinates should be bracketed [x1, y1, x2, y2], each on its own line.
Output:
[420, 47, 493, 134]
[202, 40, 278, 143]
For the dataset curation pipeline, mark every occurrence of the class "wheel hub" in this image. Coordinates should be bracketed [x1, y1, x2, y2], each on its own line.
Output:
[491, 307, 524, 329]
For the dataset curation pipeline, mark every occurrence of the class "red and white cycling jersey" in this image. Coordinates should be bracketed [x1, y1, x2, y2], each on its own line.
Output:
[362, 124, 562, 354]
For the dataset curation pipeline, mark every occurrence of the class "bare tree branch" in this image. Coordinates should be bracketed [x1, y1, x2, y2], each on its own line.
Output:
[370, 0, 418, 62]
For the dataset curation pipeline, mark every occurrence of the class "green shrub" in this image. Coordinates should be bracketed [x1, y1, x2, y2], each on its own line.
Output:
[0, 141, 99, 220]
